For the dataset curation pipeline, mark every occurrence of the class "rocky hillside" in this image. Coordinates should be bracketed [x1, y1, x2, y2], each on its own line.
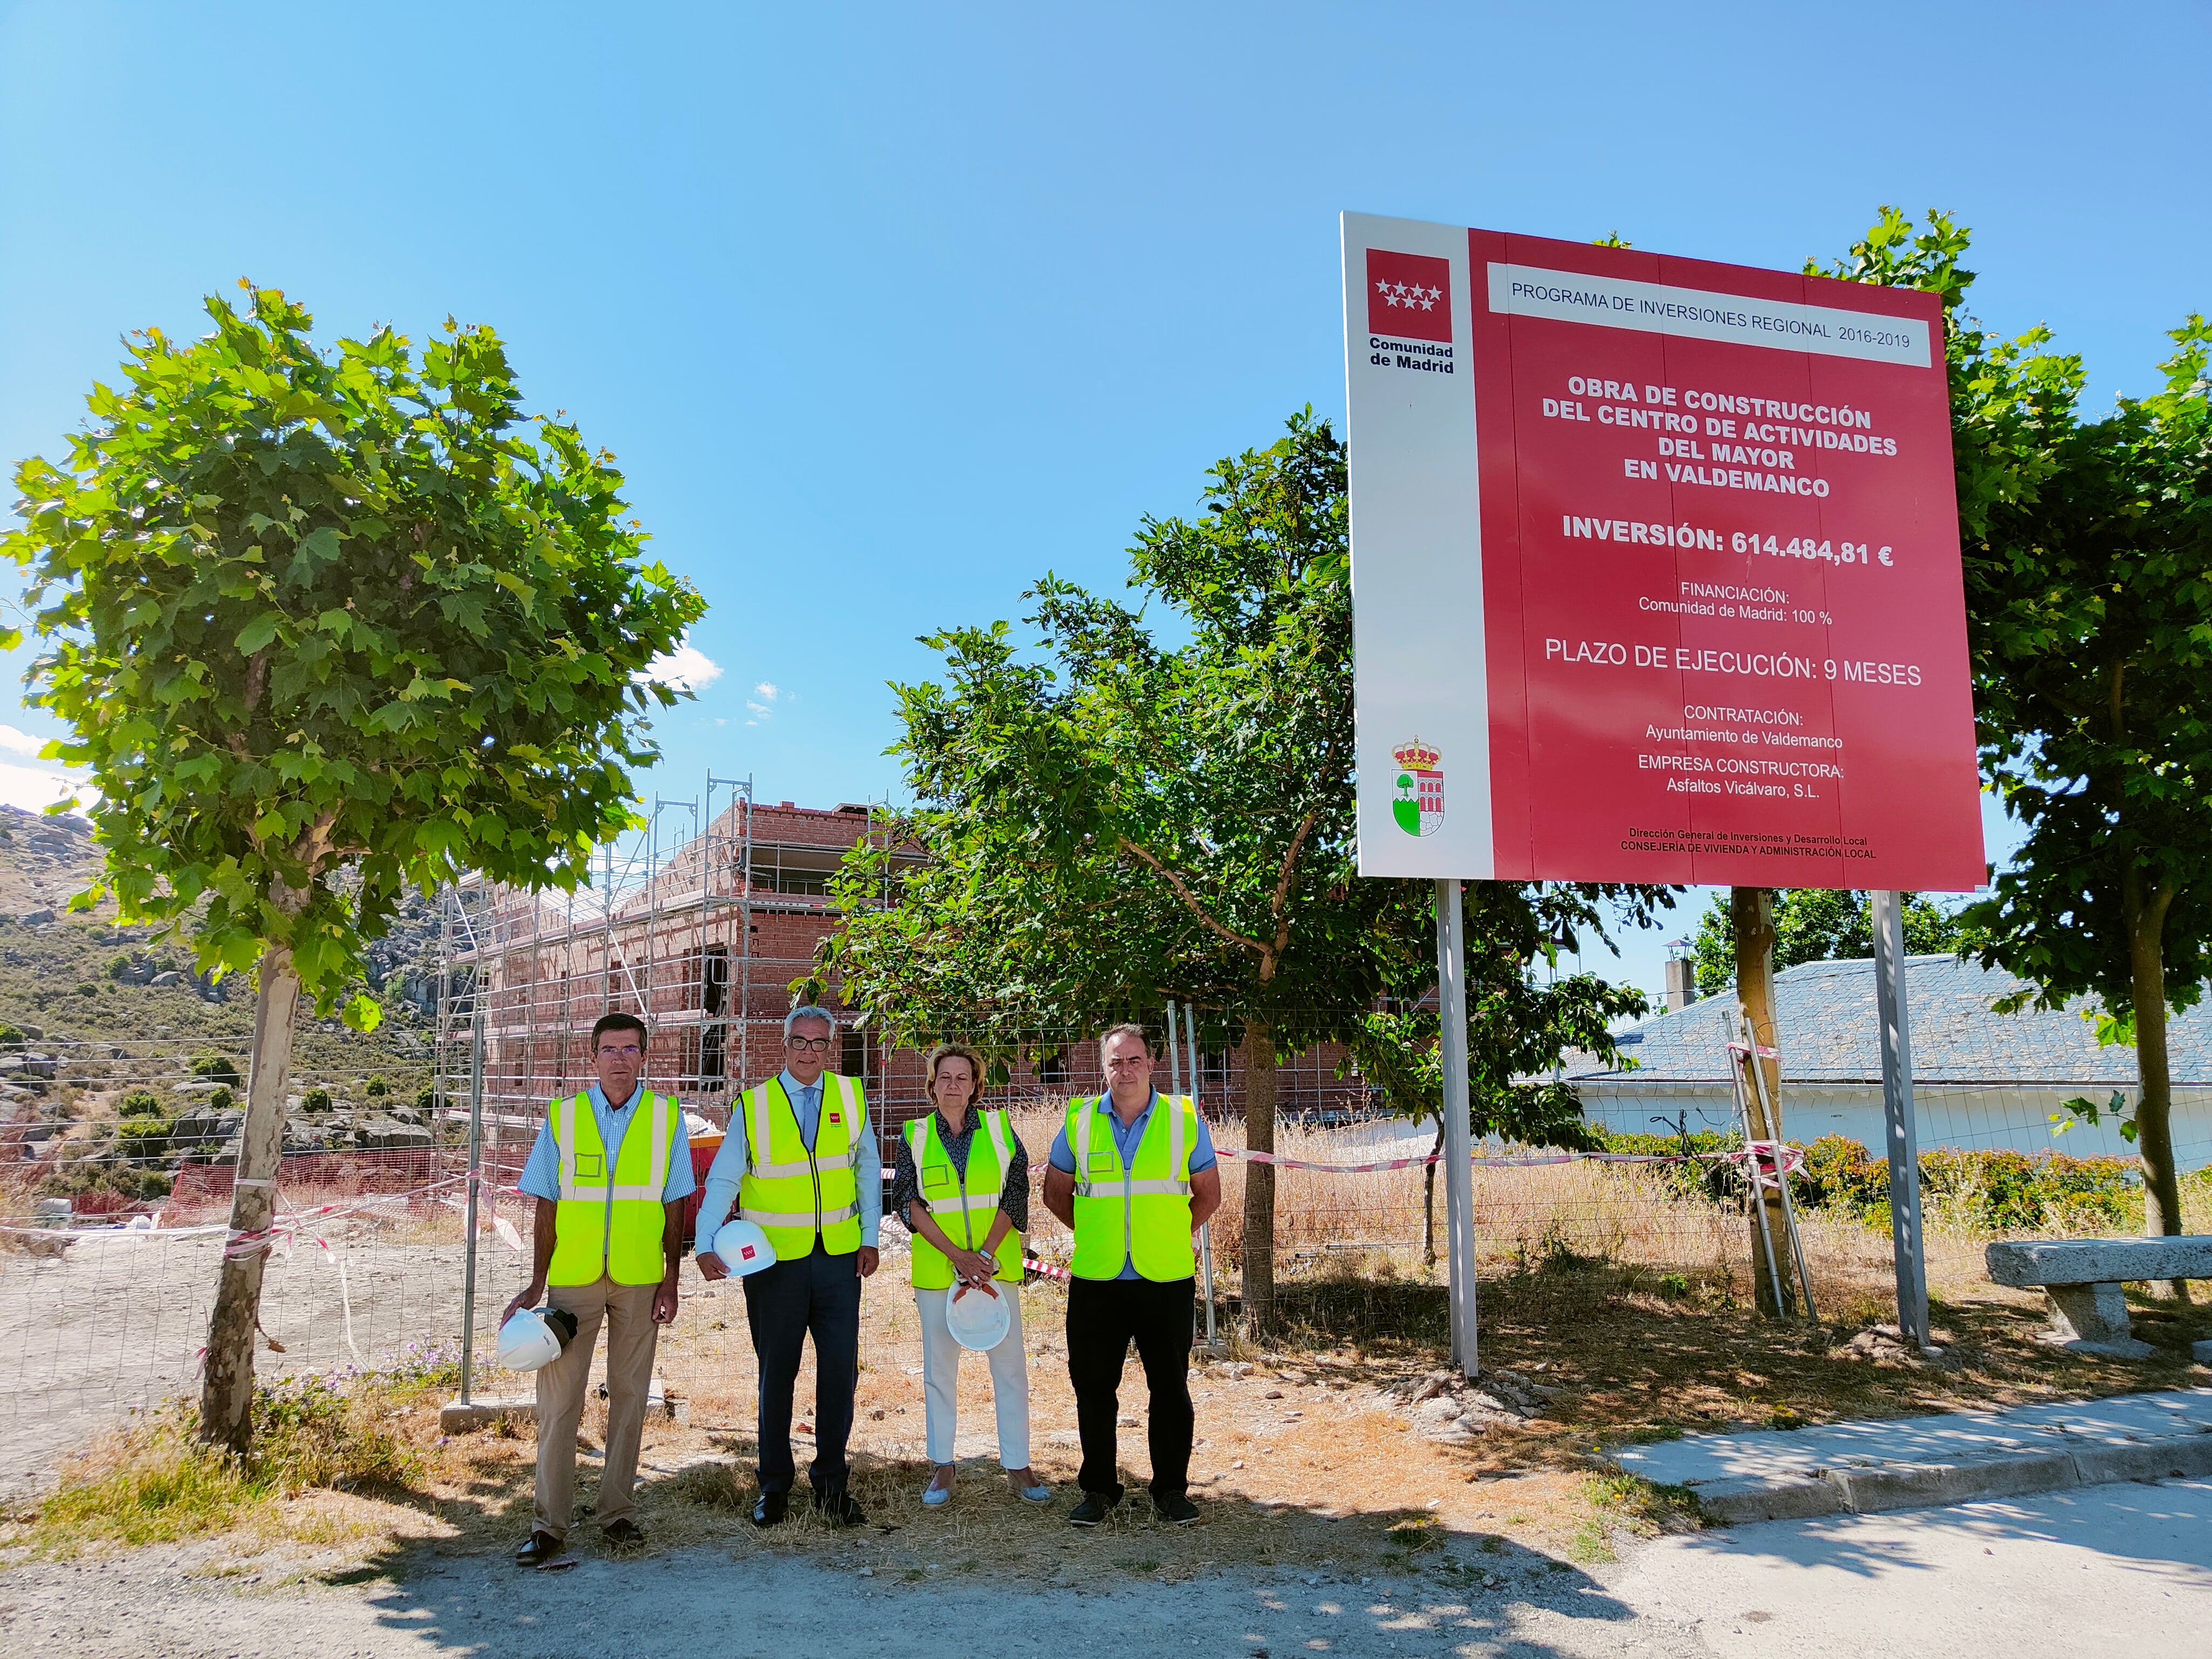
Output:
[0, 808, 454, 1207]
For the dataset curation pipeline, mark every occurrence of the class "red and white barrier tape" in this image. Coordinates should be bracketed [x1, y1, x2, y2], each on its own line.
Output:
[1209, 1142, 1805, 1177]
[0, 1171, 478, 1254]
[1727, 1040, 1783, 1060]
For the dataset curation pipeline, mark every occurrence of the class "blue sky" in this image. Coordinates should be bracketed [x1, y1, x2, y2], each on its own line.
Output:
[2, 1, 2206, 1009]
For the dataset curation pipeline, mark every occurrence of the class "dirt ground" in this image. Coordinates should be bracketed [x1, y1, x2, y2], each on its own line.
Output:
[5, 1136, 2209, 1586]
[7, 1223, 2208, 1594]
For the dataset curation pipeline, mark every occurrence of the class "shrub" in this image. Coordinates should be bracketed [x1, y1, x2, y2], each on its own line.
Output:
[0, 1022, 21, 1048]
[190, 1053, 241, 1089]
[206, 1085, 235, 1113]
[414, 1083, 436, 1115]
[39, 1163, 171, 1203]
[1594, 1127, 1742, 1204]
[114, 1116, 174, 1160]
[1600, 1129, 2142, 1236]
[1798, 1135, 1890, 1220]
[106, 954, 135, 981]
[73, 982, 97, 997]
[117, 1089, 165, 1118]
[300, 1087, 333, 1114]
[364, 1074, 389, 1098]
[1919, 1146, 2136, 1233]
[1789, 1137, 2136, 1233]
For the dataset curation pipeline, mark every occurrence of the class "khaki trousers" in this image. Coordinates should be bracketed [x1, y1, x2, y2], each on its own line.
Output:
[534, 1276, 660, 1541]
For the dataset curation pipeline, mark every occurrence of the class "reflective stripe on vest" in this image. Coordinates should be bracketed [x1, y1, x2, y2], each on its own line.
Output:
[906, 1109, 1023, 1289]
[738, 1073, 864, 1258]
[1066, 1092, 1197, 1282]
[548, 1090, 673, 1286]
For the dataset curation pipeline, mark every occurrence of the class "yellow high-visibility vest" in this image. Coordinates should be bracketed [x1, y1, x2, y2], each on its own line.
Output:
[1065, 1092, 1199, 1282]
[548, 1090, 676, 1287]
[905, 1109, 1023, 1289]
[738, 1073, 864, 1260]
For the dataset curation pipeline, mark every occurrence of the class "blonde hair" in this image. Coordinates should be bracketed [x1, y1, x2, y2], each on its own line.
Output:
[923, 1042, 984, 1109]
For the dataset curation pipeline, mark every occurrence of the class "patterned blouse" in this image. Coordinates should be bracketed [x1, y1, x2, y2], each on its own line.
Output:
[887, 1107, 1030, 1236]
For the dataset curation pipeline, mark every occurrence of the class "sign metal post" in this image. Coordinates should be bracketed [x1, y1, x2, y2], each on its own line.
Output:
[1871, 888, 1930, 1348]
[1435, 879, 1479, 1376]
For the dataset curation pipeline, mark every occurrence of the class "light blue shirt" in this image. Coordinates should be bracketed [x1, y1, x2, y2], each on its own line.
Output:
[697, 1069, 884, 1252]
[517, 1081, 697, 1204]
[1048, 1089, 1217, 1280]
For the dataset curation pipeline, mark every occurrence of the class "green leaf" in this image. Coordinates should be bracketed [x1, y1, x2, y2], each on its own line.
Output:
[234, 612, 282, 654]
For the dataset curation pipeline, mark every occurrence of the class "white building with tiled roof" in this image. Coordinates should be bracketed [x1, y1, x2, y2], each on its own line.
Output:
[1567, 955, 2212, 1171]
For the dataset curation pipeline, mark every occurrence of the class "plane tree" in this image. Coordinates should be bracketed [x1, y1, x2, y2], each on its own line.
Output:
[3, 284, 704, 1445]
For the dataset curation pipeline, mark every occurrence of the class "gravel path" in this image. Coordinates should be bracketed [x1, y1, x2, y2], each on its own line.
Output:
[0, 1544, 1707, 1659]
[6, 1477, 2209, 1658]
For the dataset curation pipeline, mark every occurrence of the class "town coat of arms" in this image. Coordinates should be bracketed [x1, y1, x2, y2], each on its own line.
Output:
[1392, 738, 1443, 836]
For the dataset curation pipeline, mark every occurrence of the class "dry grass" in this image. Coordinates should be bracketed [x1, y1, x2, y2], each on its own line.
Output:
[6, 1121, 2209, 1587]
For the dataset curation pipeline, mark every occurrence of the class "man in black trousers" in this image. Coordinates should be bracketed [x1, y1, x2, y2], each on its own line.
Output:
[695, 1004, 881, 1526]
[1041, 1022, 1223, 1527]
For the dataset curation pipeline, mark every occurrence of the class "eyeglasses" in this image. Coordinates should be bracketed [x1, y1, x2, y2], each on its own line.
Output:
[786, 1035, 832, 1052]
[596, 1043, 643, 1059]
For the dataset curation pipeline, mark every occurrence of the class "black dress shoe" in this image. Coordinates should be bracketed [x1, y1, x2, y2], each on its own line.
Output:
[751, 1491, 788, 1527]
[1068, 1491, 1120, 1527]
[514, 1529, 563, 1566]
[601, 1518, 646, 1547]
[813, 1488, 866, 1528]
[1154, 1492, 1199, 1525]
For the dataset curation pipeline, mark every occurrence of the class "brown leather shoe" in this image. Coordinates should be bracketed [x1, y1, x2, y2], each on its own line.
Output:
[514, 1529, 563, 1567]
[601, 1518, 646, 1548]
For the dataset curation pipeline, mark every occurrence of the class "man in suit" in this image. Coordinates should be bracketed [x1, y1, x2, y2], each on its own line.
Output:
[696, 1004, 880, 1526]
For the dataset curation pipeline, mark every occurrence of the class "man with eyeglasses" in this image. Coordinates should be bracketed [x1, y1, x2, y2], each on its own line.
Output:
[694, 1004, 881, 1527]
[505, 1011, 694, 1564]
[1040, 1022, 1222, 1528]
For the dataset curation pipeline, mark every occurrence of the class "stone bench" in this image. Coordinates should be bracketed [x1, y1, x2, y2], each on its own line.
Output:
[1985, 1237, 2212, 1359]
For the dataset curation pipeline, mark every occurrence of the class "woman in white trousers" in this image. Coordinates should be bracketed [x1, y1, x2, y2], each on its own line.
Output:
[892, 1043, 1050, 1505]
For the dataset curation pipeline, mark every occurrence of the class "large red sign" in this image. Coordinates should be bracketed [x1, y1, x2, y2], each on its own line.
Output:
[1344, 215, 1984, 892]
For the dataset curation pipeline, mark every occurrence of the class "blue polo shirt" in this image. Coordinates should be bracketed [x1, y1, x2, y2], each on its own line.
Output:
[1048, 1090, 1216, 1280]
[517, 1082, 697, 1204]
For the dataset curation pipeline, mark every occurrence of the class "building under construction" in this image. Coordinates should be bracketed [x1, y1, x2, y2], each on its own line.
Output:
[431, 777, 1372, 1146]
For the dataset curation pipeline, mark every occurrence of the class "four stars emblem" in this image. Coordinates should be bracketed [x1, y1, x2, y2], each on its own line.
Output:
[1374, 278, 1442, 312]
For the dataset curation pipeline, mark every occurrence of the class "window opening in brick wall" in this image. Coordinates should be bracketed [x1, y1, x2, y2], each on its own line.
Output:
[699, 946, 729, 1089]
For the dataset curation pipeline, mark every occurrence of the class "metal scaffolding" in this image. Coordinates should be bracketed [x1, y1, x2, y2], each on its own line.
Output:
[430, 781, 1379, 1154]
[431, 775, 899, 1140]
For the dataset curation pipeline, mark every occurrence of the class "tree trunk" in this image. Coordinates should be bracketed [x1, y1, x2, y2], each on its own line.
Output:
[2121, 865, 2189, 1297]
[1731, 887, 1792, 1317]
[1422, 1117, 1445, 1268]
[1240, 1014, 1278, 1337]
[199, 935, 304, 1451]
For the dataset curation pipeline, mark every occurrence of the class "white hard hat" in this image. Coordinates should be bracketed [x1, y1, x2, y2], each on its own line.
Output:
[943, 1279, 1011, 1352]
[495, 1308, 563, 1372]
[709, 1217, 779, 1278]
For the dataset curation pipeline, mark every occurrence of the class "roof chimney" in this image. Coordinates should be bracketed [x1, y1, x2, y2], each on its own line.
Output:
[1665, 956, 1697, 1012]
